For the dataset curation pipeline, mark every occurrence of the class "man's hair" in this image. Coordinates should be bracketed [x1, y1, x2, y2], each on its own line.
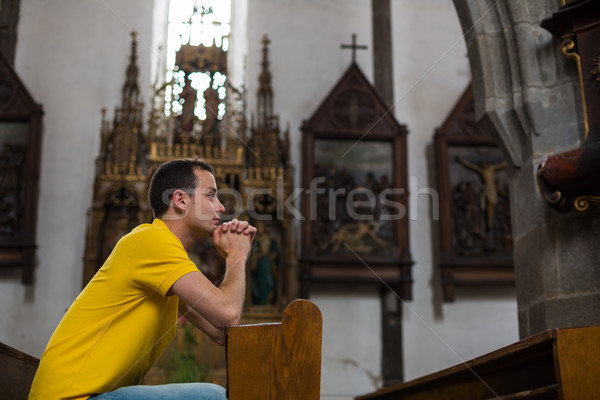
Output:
[148, 158, 215, 218]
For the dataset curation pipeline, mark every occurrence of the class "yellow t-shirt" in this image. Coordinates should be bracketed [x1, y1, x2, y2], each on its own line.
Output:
[29, 219, 200, 400]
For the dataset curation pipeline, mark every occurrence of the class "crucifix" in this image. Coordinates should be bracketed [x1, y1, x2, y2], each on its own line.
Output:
[341, 33, 368, 63]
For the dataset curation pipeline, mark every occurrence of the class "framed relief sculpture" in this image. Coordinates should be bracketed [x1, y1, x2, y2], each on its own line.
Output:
[0, 53, 44, 284]
[434, 85, 514, 302]
[300, 62, 412, 299]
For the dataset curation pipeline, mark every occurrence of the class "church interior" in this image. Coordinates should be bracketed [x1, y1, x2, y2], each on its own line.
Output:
[1, 0, 599, 399]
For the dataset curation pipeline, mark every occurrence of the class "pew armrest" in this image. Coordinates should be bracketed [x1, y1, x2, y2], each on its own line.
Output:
[225, 299, 323, 400]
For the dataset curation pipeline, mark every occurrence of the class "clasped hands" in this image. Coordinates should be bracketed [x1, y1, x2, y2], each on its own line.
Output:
[213, 218, 257, 259]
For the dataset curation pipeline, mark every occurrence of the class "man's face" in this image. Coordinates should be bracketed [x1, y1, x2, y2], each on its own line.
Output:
[186, 169, 225, 237]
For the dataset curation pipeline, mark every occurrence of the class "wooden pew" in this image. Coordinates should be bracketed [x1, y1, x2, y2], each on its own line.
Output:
[225, 299, 323, 400]
[355, 325, 600, 400]
[0, 342, 39, 400]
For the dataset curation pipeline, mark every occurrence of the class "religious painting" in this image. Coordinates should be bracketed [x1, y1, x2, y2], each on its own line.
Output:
[312, 139, 396, 258]
[434, 85, 514, 302]
[300, 62, 412, 299]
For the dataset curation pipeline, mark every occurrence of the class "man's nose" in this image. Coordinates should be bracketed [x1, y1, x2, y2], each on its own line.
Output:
[216, 198, 225, 213]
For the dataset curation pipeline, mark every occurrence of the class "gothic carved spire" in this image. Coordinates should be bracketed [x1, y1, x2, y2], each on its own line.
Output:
[256, 35, 274, 129]
[122, 31, 140, 108]
[247, 35, 290, 171]
[98, 32, 145, 180]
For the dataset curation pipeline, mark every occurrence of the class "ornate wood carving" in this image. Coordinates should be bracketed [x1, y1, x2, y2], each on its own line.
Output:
[300, 61, 412, 299]
[538, 0, 600, 212]
[434, 85, 514, 302]
[0, 52, 43, 284]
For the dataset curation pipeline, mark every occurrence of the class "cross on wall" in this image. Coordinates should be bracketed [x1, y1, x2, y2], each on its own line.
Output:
[341, 33, 368, 63]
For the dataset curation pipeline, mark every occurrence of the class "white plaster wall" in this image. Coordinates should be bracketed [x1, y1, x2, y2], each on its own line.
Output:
[1, 0, 155, 356]
[312, 285, 382, 399]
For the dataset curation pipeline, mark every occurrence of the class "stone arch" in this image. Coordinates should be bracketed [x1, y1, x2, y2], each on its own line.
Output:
[452, 0, 584, 167]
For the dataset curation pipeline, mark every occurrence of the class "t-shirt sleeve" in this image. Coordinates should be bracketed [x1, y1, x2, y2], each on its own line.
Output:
[129, 228, 200, 297]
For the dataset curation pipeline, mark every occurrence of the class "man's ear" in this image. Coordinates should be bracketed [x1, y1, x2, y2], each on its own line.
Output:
[171, 189, 188, 213]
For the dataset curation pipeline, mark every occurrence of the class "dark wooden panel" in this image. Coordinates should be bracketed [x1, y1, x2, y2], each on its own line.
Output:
[0, 342, 39, 400]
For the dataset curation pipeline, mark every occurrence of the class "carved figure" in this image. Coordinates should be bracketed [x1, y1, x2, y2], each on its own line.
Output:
[179, 79, 197, 135]
[453, 181, 486, 255]
[456, 157, 507, 229]
[250, 221, 278, 305]
[322, 221, 387, 253]
[202, 86, 220, 136]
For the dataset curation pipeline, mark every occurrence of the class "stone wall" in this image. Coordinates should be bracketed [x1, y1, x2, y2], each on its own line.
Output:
[454, 0, 600, 338]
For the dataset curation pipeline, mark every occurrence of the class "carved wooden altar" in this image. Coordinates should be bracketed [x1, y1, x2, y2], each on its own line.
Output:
[0, 52, 44, 284]
[434, 85, 514, 302]
[83, 33, 296, 320]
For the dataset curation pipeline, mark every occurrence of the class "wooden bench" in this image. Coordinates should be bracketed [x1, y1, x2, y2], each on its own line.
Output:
[0, 342, 39, 400]
[355, 325, 600, 400]
[225, 299, 323, 400]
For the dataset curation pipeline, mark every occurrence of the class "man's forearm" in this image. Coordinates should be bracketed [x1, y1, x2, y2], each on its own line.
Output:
[179, 303, 226, 345]
[216, 255, 248, 326]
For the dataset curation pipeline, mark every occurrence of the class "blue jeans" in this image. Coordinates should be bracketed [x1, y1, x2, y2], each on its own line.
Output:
[88, 383, 227, 400]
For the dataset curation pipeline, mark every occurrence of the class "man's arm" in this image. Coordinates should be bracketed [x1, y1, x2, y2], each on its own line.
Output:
[179, 302, 226, 345]
[171, 219, 256, 331]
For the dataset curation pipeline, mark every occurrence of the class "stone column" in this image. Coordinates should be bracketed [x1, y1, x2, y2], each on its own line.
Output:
[453, 0, 600, 338]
